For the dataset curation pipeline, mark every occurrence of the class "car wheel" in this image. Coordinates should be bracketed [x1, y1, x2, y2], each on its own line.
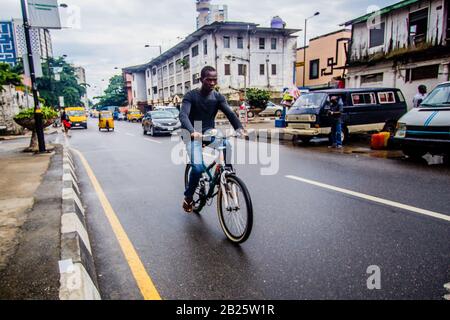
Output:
[143, 128, 147, 135]
[403, 148, 426, 159]
[247, 111, 255, 118]
[150, 126, 154, 136]
[300, 136, 312, 144]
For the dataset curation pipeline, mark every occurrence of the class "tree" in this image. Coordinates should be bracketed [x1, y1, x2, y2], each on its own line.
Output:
[246, 88, 270, 109]
[0, 62, 22, 90]
[96, 75, 127, 107]
[35, 57, 86, 108]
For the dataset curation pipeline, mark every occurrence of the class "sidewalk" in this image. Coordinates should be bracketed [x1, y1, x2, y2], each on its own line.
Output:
[0, 138, 62, 299]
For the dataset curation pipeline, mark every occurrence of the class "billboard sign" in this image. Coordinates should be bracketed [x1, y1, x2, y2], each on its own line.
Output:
[0, 21, 17, 66]
[27, 0, 62, 29]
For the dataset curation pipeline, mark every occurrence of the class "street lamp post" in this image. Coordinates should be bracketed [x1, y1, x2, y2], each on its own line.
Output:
[20, 0, 46, 152]
[302, 12, 320, 88]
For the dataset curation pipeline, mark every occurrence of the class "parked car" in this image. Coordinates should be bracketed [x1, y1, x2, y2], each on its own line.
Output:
[259, 101, 284, 118]
[142, 110, 181, 136]
[285, 88, 407, 144]
[394, 82, 450, 159]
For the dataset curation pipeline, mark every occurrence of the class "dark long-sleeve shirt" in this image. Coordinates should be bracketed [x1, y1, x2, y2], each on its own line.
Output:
[180, 89, 243, 134]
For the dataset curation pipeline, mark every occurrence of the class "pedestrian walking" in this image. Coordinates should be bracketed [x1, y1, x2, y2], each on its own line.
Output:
[328, 95, 344, 148]
[61, 110, 71, 137]
[413, 85, 427, 108]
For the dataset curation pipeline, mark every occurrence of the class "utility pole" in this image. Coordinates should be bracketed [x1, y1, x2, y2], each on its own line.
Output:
[21, 0, 46, 152]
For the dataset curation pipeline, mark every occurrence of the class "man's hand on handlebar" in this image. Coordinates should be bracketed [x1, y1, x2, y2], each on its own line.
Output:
[191, 132, 203, 140]
[236, 128, 248, 138]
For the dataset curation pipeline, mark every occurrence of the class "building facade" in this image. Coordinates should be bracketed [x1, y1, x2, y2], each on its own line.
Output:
[74, 66, 89, 107]
[344, 0, 450, 109]
[196, 0, 228, 29]
[123, 21, 299, 108]
[0, 19, 53, 66]
[295, 29, 351, 89]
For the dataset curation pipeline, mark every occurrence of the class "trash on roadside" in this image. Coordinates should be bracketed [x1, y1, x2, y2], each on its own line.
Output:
[371, 132, 390, 150]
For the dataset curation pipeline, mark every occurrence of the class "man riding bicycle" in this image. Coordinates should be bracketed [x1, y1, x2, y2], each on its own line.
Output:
[180, 66, 246, 213]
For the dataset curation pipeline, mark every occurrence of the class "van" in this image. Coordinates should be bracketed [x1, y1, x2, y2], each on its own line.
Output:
[65, 107, 88, 129]
[394, 82, 450, 159]
[284, 88, 407, 144]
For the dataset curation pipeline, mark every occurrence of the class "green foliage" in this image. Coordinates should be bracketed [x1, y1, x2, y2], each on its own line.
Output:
[246, 88, 270, 109]
[15, 106, 58, 120]
[35, 57, 86, 107]
[96, 75, 127, 107]
[0, 62, 22, 90]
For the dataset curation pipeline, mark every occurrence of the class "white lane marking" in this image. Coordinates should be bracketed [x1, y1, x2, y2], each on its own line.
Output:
[126, 133, 135, 137]
[286, 175, 450, 223]
[144, 138, 162, 144]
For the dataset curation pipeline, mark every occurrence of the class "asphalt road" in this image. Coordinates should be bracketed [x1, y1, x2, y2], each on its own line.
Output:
[66, 118, 450, 300]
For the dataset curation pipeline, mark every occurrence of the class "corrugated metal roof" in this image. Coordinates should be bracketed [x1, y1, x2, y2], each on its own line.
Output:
[342, 0, 420, 26]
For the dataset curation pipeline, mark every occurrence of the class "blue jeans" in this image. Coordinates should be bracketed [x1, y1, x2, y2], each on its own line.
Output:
[184, 138, 232, 199]
[330, 120, 342, 146]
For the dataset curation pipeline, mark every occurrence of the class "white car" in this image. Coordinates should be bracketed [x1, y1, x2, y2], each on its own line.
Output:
[258, 101, 284, 118]
[117, 112, 126, 121]
[394, 82, 450, 159]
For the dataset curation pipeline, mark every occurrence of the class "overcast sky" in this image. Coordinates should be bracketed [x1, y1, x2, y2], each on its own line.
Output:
[2, 0, 397, 99]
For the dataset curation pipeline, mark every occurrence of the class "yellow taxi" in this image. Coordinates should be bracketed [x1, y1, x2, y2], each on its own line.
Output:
[127, 109, 143, 122]
[65, 107, 88, 129]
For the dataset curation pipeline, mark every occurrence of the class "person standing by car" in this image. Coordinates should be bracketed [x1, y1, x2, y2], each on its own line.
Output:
[413, 85, 427, 108]
[328, 96, 344, 148]
[180, 66, 246, 213]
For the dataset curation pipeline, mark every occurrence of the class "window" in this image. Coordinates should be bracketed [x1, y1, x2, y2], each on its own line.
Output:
[259, 38, 265, 50]
[369, 22, 385, 48]
[170, 85, 175, 95]
[271, 64, 277, 75]
[361, 73, 384, 84]
[175, 59, 182, 73]
[133, 90, 136, 98]
[193, 73, 200, 84]
[192, 45, 199, 57]
[259, 64, 265, 75]
[309, 59, 320, 80]
[237, 37, 244, 49]
[183, 55, 190, 70]
[169, 63, 174, 75]
[152, 87, 157, 95]
[148, 88, 151, 95]
[176, 83, 183, 94]
[409, 8, 428, 46]
[238, 64, 247, 76]
[224, 64, 231, 76]
[152, 68, 157, 75]
[351, 93, 376, 105]
[163, 65, 168, 76]
[223, 36, 230, 48]
[271, 38, 277, 50]
[147, 70, 150, 78]
[378, 92, 396, 104]
[203, 39, 208, 55]
[184, 81, 191, 92]
[406, 64, 439, 82]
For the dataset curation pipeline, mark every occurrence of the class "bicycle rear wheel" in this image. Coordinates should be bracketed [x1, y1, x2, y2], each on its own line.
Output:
[217, 174, 253, 244]
[184, 165, 206, 214]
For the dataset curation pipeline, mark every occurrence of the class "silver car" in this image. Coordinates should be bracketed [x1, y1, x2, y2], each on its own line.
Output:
[258, 101, 284, 118]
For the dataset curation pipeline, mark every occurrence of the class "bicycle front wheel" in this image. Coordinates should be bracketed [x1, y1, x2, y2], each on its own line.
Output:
[217, 174, 253, 244]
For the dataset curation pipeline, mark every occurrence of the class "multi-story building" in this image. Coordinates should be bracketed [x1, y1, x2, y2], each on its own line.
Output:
[74, 66, 89, 107]
[344, 0, 450, 109]
[296, 29, 351, 89]
[196, 0, 228, 29]
[123, 21, 299, 108]
[0, 19, 53, 66]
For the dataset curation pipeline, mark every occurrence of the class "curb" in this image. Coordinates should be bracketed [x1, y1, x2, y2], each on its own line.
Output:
[58, 146, 101, 300]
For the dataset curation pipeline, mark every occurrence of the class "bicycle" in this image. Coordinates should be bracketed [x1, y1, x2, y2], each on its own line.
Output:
[184, 130, 253, 244]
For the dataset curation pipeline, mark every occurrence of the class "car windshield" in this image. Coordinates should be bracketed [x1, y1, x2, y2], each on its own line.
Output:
[130, 111, 140, 115]
[67, 110, 85, 117]
[292, 93, 327, 108]
[151, 111, 173, 119]
[420, 85, 450, 107]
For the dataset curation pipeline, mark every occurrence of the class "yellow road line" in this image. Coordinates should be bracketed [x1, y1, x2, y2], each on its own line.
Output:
[71, 148, 162, 300]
